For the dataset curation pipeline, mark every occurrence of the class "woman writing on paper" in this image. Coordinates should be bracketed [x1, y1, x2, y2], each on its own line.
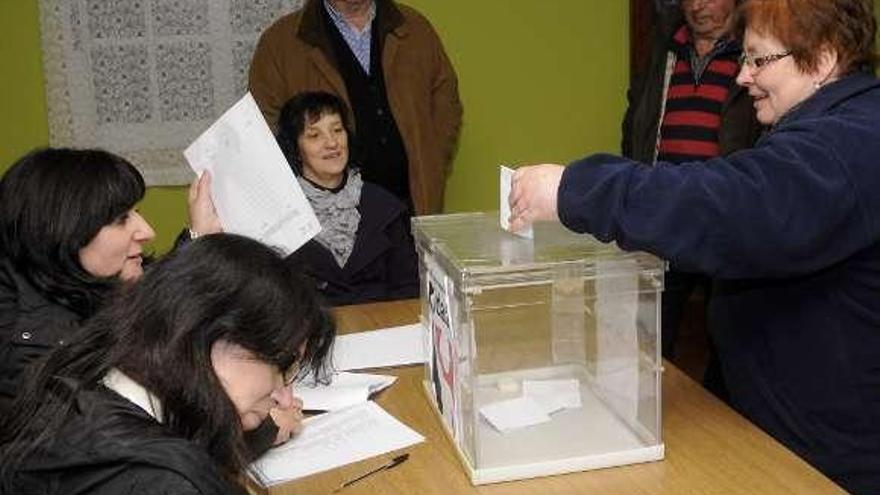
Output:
[0, 234, 334, 493]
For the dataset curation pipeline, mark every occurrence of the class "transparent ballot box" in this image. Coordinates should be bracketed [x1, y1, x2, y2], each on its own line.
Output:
[412, 212, 665, 484]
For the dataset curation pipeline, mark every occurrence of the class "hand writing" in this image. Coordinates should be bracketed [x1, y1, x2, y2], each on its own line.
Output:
[270, 395, 305, 445]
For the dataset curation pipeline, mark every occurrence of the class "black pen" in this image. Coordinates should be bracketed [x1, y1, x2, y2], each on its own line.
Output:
[334, 453, 410, 492]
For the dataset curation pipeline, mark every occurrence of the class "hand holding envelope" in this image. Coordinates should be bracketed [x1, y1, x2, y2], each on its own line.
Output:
[502, 164, 565, 235]
[500, 165, 533, 238]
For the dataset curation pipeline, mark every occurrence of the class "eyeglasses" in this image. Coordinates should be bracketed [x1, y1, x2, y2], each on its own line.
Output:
[738, 51, 792, 72]
[282, 362, 300, 386]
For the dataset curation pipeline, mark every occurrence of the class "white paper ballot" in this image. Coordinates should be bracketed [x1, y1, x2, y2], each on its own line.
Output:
[183, 92, 320, 255]
[480, 396, 551, 432]
[499, 165, 533, 239]
[250, 401, 424, 486]
[333, 324, 426, 371]
[296, 371, 397, 411]
[522, 379, 582, 415]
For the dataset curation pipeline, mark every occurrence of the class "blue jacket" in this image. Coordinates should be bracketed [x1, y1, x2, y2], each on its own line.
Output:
[558, 73, 880, 495]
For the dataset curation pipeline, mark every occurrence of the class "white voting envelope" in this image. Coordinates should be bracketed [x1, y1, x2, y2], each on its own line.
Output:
[499, 165, 533, 239]
[183, 92, 320, 255]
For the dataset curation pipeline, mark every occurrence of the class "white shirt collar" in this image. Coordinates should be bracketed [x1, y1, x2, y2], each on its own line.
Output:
[324, 0, 376, 35]
[102, 368, 164, 422]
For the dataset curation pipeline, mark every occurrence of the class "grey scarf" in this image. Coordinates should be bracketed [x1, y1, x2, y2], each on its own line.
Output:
[298, 169, 363, 267]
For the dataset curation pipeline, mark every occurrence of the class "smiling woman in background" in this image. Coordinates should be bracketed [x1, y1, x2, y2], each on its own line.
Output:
[0, 234, 334, 494]
[508, 1, 880, 493]
[277, 91, 419, 306]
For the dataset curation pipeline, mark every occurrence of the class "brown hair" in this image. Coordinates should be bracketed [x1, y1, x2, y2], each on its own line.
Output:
[738, 0, 877, 75]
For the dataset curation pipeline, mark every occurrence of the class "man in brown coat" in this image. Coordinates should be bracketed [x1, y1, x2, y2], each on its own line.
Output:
[249, 0, 463, 215]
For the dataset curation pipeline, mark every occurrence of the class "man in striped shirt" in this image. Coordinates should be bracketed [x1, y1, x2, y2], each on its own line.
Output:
[621, 0, 762, 396]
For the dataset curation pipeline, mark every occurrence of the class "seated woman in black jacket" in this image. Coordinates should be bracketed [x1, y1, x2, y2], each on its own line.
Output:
[277, 91, 419, 306]
[0, 148, 219, 415]
[0, 234, 335, 494]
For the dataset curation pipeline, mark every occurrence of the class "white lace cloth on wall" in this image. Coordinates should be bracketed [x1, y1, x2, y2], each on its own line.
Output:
[39, 0, 303, 186]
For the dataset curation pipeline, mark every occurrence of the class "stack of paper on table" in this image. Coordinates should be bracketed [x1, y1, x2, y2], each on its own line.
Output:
[296, 371, 397, 411]
[251, 325, 427, 485]
[251, 401, 424, 486]
[333, 323, 426, 370]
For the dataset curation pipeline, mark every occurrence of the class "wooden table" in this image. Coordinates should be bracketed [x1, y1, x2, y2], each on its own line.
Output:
[269, 299, 844, 495]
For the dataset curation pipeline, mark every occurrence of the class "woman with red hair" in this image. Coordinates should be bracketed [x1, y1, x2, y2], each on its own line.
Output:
[510, 1, 879, 492]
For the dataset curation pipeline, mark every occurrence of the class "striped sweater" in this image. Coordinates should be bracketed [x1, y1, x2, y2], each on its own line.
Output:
[656, 26, 741, 163]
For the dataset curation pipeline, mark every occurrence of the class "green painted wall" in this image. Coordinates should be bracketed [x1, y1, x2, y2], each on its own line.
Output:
[405, 0, 629, 214]
[0, 1, 47, 167]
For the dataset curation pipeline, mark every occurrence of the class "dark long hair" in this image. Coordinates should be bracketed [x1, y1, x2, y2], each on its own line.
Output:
[275, 91, 357, 176]
[0, 234, 335, 488]
[0, 148, 146, 316]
